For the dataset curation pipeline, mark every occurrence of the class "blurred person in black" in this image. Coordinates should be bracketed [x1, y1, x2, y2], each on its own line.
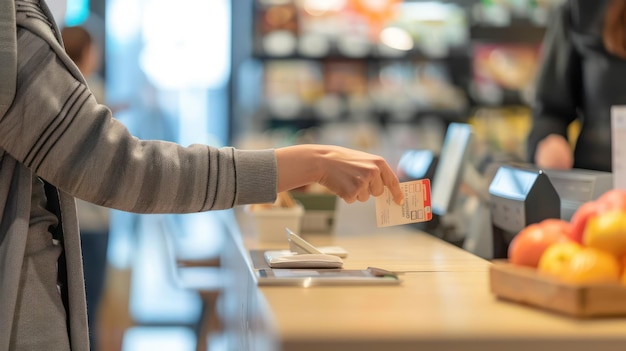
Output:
[527, 0, 626, 172]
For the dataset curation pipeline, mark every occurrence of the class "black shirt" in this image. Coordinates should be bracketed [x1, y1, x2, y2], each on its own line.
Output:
[528, 0, 626, 172]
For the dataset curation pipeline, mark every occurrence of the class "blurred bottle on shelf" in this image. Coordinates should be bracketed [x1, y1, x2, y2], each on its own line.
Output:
[470, 43, 541, 106]
[473, 0, 565, 26]
[256, 1, 299, 56]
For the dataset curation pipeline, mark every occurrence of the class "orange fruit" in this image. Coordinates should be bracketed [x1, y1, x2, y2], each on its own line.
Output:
[538, 241, 583, 278]
[561, 247, 620, 284]
[538, 243, 621, 284]
[620, 255, 626, 286]
[583, 210, 626, 256]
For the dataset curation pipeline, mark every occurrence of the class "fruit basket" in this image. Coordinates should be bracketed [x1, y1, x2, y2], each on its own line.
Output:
[490, 260, 626, 318]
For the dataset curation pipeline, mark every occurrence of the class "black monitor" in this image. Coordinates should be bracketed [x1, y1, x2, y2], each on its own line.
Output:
[431, 123, 474, 216]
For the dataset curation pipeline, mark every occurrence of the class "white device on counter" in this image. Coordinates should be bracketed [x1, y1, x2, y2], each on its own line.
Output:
[262, 228, 348, 268]
[263, 251, 344, 268]
[286, 227, 348, 258]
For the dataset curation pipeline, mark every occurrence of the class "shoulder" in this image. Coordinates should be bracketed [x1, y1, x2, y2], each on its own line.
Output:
[15, 1, 60, 45]
[15, 3, 84, 83]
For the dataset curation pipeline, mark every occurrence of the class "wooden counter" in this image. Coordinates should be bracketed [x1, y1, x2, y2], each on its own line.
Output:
[216, 200, 626, 351]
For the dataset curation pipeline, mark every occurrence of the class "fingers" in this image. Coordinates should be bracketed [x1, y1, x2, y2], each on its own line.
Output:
[357, 180, 383, 203]
[316, 146, 403, 205]
[368, 177, 384, 197]
[356, 190, 370, 202]
[356, 175, 371, 203]
[347, 166, 402, 205]
[343, 196, 357, 204]
[380, 164, 403, 205]
[340, 175, 372, 203]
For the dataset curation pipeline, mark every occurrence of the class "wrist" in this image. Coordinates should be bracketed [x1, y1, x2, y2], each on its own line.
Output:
[276, 144, 325, 192]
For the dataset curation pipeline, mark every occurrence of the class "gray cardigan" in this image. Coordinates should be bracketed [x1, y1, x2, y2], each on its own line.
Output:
[0, 1, 278, 350]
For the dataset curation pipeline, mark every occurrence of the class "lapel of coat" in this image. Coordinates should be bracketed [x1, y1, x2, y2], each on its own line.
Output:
[0, 0, 17, 118]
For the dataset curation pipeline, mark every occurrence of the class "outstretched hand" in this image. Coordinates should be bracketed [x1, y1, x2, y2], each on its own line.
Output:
[276, 144, 404, 205]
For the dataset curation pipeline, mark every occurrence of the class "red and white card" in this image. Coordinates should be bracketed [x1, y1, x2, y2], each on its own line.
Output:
[375, 179, 432, 227]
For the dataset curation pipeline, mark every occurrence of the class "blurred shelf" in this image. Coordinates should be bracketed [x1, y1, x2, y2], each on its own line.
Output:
[252, 24, 546, 62]
[251, 45, 471, 62]
[398, 0, 478, 2]
[470, 87, 533, 108]
[470, 20, 546, 44]
[235, 0, 550, 137]
[264, 108, 469, 130]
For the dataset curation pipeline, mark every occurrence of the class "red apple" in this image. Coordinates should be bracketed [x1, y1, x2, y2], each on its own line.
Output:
[569, 189, 626, 244]
[596, 189, 626, 213]
[569, 201, 599, 243]
[508, 219, 572, 268]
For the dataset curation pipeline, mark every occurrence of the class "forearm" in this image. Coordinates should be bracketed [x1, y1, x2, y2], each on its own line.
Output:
[275, 144, 323, 192]
[1, 28, 278, 212]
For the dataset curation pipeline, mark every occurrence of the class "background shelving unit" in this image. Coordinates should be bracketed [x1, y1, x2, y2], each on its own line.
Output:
[230, 0, 562, 161]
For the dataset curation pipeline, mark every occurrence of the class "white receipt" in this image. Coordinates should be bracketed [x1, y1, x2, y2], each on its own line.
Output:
[375, 179, 432, 227]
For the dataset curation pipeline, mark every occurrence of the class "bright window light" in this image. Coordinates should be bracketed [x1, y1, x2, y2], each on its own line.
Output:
[139, 0, 230, 89]
[107, 0, 142, 42]
[65, 0, 89, 26]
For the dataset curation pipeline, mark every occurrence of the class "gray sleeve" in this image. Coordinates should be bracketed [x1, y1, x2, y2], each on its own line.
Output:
[234, 149, 277, 205]
[0, 26, 277, 213]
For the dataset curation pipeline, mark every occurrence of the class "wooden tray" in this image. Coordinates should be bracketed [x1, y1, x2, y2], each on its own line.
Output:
[489, 260, 626, 318]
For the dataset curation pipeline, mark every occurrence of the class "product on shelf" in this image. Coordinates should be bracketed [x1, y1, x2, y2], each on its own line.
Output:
[471, 43, 541, 106]
[469, 107, 531, 161]
[256, 2, 299, 56]
[263, 60, 324, 120]
[254, 0, 470, 59]
[474, 0, 565, 26]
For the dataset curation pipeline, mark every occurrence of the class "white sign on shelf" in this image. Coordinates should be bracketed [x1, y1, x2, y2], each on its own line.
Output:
[611, 106, 626, 189]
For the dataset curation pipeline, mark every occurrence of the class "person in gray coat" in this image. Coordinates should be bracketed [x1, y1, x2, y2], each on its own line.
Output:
[0, 1, 404, 350]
